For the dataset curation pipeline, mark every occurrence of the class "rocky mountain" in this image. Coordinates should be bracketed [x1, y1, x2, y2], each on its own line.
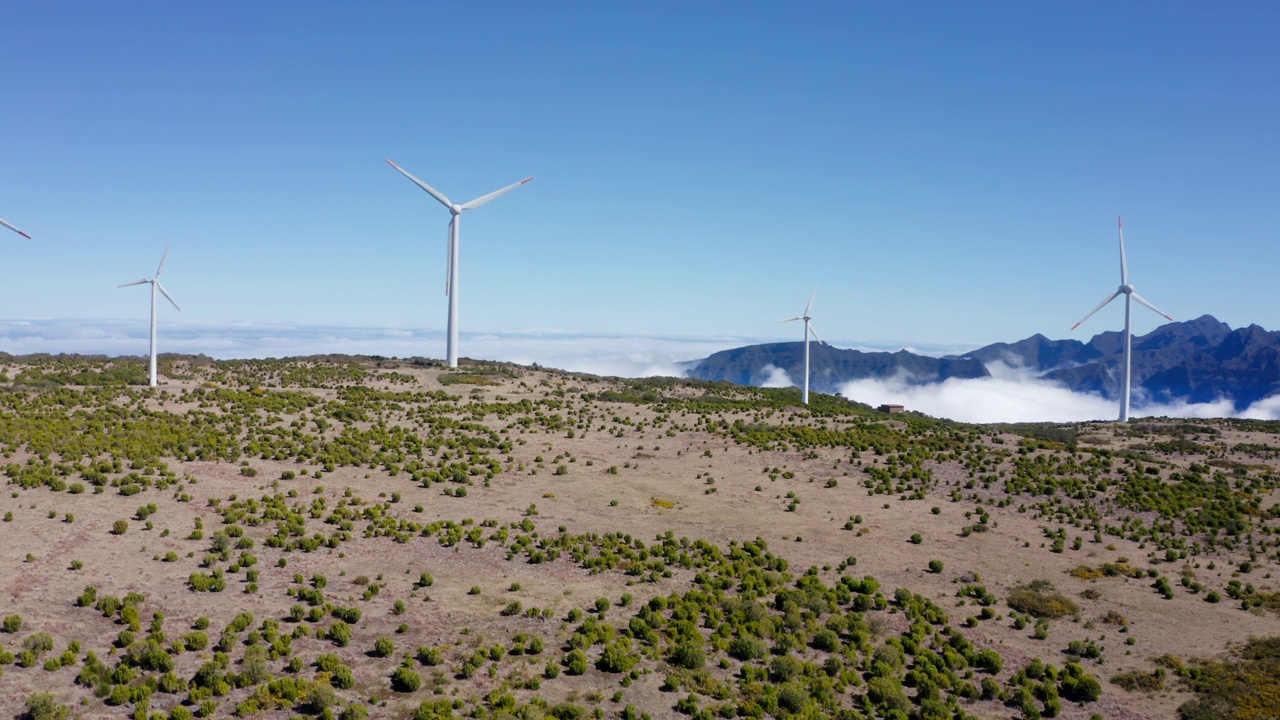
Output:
[682, 342, 989, 395]
[958, 315, 1280, 409]
[683, 315, 1280, 411]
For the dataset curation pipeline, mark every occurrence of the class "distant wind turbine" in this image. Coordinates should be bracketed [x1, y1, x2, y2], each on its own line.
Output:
[119, 245, 180, 388]
[777, 289, 825, 405]
[1, 217, 31, 239]
[1070, 217, 1172, 422]
[386, 159, 533, 368]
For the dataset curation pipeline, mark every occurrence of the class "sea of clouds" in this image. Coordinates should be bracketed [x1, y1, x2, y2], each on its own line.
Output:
[3, 319, 1277, 423]
[0, 319, 739, 377]
[837, 362, 1280, 423]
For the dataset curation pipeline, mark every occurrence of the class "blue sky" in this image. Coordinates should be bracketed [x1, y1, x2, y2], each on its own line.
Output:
[2, 2, 1278, 362]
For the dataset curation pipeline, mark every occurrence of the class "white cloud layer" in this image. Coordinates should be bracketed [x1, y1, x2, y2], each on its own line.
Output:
[2, 320, 1276, 423]
[837, 362, 1280, 423]
[759, 364, 795, 388]
[0, 319, 740, 379]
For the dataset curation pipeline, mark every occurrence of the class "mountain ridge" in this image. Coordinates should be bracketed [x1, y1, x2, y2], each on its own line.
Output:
[683, 315, 1280, 411]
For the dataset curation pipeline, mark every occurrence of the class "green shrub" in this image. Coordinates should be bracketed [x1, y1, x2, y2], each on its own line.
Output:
[1110, 669, 1164, 692]
[973, 649, 1002, 674]
[668, 639, 705, 670]
[339, 704, 368, 720]
[596, 639, 638, 673]
[415, 646, 443, 666]
[23, 633, 53, 654]
[392, 666, 422, 692]
[182, 632, 209, 651]
[1008, 581, 1079, 619]
[769, 655, 802, 683]
[811, 629, 841, 652]
[1060, 662, 1102, 702]
[728, 636, 767, 661]
[331, 665, 355, 689]
[24, 693, 70, 720]
[327, 621, 351, 647]
[302, 682, 336, 714]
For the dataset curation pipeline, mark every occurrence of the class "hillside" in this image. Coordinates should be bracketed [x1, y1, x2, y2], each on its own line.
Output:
[0, 355, 1277, 720]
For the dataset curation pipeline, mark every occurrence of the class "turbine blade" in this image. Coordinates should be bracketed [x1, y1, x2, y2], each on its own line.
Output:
[1118, 216, 1128, 285]
[156, 244, 171, 276]
[1130, 291, 1172, 321]
[156, 281, 181, 311]
[775, 316, 802, 324]
[803, 288, 817, 317]
[1071, 289, 1122, 330]
[0, 217, 31, 239]
[386, 159, 453, 208]
[460, 177, 533, 211]
[118, 279, 149, 288]
[807, 323, 824, 345]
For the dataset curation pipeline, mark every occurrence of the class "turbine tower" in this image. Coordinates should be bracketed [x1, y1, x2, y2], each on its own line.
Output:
[1071, 217, 1172, 422]
[1, 217, 31, 239]
[777, 289, 825, 405]
[119, 245, 180, 388]
[386, 160, 533, 368]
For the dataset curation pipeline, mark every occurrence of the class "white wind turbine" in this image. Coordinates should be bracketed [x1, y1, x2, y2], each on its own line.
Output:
[386, 159, 533, 368]
[777, 289, 825, 405]
[1071, 217, 1172, 422]
[1, 217, 31, 239]
[119, 245, 180, 388]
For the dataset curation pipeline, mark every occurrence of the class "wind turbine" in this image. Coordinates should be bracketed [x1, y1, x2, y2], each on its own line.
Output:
[777, 289, 825, 405]
[1071, 217, 1172, 422]
[386, 159, 533, 368]
[1, 217, 31, 239]
[119, 245, 180, 388]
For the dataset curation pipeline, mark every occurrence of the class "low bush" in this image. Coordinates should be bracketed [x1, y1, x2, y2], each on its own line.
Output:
[1007, 581, 1079, 619]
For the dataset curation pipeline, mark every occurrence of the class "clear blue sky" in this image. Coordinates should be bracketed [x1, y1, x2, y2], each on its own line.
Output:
[3, 2, 1278, 358]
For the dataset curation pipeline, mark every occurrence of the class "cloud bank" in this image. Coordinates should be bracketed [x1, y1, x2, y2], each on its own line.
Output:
[3, 320, 1276, 422]
[837, 362, 1280, 423]
[0, 319, 740, 379]
[759, 364, 795, 389]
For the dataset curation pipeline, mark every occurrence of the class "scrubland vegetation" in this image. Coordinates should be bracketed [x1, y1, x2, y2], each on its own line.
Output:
[0, 354, 1277, 719]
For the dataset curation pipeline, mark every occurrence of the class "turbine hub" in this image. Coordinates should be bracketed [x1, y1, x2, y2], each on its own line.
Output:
[1120, 284, 1134, 295]
[450, 205, 462, 216]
